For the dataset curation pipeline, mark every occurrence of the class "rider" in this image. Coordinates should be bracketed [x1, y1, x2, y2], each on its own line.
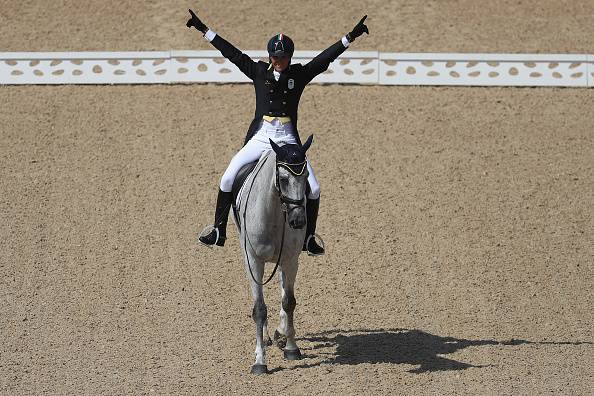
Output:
[187, 9, 369, 256]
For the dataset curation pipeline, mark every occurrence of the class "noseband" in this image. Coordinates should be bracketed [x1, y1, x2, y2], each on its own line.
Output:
[275, 160, 307, 211]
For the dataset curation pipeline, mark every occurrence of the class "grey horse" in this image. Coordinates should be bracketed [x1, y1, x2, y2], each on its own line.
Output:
[233, 135, 313, 374]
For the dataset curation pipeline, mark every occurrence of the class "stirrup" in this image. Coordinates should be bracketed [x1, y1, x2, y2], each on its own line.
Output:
[305, 233, 325, 256]
[197, 225, 219, 249]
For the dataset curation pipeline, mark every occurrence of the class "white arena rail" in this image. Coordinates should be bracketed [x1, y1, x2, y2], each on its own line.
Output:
[380, 53, 592, 87]
[1, 51, 592, 87]
[0, 52, 172, 85]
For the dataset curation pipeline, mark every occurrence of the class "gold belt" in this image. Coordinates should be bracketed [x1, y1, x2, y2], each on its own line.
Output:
[262, 115, 291, 124]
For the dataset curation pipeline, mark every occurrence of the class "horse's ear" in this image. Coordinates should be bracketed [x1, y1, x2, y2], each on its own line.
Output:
[302, 134, 314, 153]
[269, 138, 282, 155]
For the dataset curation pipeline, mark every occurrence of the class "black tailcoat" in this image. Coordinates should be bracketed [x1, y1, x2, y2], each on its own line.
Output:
[209, 34, 348, 145]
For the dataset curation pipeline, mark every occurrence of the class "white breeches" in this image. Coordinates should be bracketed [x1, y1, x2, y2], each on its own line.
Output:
[220, 120, 320, 199]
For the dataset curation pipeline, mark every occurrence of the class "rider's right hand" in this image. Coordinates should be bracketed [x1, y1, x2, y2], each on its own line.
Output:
[186, 9, 208, 34]
[346, 15, 369, 43]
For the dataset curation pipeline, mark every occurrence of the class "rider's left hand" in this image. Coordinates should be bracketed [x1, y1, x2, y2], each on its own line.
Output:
[346, 15, 369, 43]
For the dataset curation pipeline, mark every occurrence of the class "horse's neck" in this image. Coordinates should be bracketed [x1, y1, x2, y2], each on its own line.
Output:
[250, 152, 281, 213]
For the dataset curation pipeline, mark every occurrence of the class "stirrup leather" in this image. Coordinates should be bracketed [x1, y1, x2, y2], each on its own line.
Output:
[304, 233, 325, 256]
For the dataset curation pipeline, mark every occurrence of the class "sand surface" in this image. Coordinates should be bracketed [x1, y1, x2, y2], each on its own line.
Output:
[1, 1, 593, 394]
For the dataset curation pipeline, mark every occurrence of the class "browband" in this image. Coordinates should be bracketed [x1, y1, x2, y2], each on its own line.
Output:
[277, 160, 307, 176]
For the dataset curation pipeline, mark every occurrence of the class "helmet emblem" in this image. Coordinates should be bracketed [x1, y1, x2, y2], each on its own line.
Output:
[268, 33, 294, 57]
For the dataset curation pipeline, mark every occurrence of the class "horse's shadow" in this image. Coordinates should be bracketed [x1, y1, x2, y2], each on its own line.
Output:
[272, 328, 592, 373]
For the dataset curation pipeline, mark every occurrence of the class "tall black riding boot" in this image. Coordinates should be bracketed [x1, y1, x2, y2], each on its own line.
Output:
[199, 189, 233, 247]
[303, 197, 325, 256]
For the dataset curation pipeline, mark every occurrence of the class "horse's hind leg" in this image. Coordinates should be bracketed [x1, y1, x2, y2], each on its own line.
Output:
[275, 260, 302, 360]
[263, 319, 272, 346]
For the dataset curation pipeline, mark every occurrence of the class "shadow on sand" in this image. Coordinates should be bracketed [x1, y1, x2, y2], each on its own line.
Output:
[270, 328, 593, 373]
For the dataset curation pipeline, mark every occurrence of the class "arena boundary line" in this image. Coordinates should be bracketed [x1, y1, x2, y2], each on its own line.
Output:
[1, 51, 592, 87]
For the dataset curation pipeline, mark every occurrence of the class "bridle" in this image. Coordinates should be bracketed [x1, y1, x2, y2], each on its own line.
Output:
[276, 160, 307, 213]
[243, 155, 307, 286]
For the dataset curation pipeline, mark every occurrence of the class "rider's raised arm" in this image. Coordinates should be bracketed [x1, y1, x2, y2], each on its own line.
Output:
[186, 9, 258, 80]
[304, 15, 370, 82]
[206, 31, 259, 81]
[303, 38, 349, 82]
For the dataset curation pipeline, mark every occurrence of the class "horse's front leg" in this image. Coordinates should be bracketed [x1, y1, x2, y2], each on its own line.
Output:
[246, 257, 269, 374]
[275, 258, 302, 360]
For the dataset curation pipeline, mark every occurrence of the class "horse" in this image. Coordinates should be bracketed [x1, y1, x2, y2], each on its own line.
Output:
[232, 135, 314, 374]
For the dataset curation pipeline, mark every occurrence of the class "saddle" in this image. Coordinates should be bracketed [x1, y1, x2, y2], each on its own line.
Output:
[231, 161, 258, 227]
[232, 161, 258, 205]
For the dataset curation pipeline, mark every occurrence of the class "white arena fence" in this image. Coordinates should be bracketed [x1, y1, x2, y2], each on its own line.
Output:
[1, 51, 592, 87]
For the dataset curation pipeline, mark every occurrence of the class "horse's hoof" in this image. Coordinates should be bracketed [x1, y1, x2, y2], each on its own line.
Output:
[250, 364, 269, 375]
[274, 330, 287, 350]
[283, 349, 302, 361]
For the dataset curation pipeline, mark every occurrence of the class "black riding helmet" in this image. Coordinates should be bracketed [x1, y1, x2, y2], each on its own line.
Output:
[267, 33, 294, 57]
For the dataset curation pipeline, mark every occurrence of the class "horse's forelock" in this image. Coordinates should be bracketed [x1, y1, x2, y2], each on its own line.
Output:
[275, 143, 306, 165]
